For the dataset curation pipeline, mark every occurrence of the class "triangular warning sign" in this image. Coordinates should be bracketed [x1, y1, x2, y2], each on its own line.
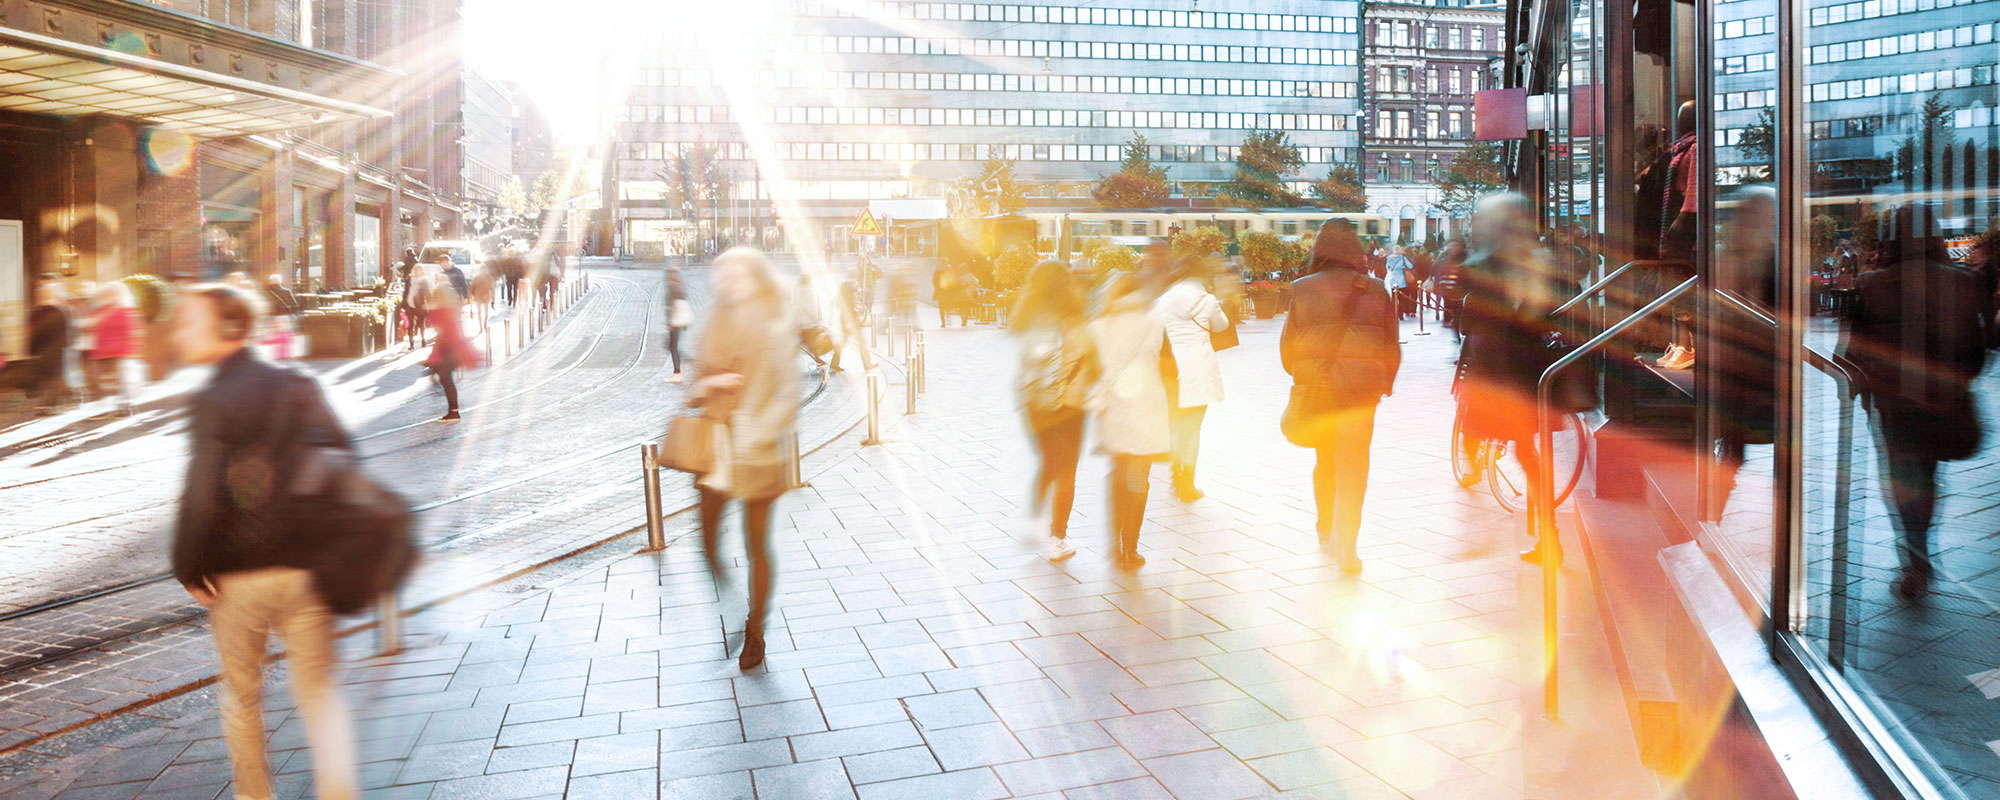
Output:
[852, 208, 883, 236]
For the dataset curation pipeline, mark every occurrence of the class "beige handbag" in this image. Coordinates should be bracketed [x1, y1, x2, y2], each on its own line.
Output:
[659, 415, 718, 474]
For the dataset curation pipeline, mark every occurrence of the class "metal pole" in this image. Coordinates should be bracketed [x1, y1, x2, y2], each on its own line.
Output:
[781, 427, 802, 489]
[377, 592, 400, 656]
[864, 370, 883, 445]
[640, 444, 666, 551]
[503, 319, 512, 358]
[905, 355, 918, 414]
[914, 330, 926, 394]
[483, 323, 491, 368]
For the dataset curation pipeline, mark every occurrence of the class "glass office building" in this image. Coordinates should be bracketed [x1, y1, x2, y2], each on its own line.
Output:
[604, 0, 1363, 254]
[1509, 0, 1998, 794]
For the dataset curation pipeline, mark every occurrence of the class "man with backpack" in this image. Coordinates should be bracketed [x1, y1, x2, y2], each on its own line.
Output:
[171, 285, 395, 800]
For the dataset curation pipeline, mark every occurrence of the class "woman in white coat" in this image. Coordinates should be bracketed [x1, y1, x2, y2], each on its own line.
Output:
[1150, 258, 1230, 501]
[687, 248, 800, 670]
[1089, 274, 1170, 569]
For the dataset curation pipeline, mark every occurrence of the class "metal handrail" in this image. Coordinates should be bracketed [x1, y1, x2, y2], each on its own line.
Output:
[1533, 275, 1698, 720]
[1708, 289, 1860, 656]
[1551, 259, 1691, 318]
[1711, 290, 1863, 396]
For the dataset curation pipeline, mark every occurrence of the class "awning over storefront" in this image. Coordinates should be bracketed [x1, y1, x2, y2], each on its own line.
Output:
[0, 26, 389, 137]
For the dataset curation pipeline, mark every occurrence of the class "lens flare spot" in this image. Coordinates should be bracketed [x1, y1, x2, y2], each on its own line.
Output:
[145, 130, 195, 176]
[104, 32, 148, 56]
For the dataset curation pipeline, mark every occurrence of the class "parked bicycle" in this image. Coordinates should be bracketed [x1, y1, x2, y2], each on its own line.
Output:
[1449, 359, 1588, 513]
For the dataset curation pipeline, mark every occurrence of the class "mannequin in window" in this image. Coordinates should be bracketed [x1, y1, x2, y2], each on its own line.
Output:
[1657, 101, 1699, 369]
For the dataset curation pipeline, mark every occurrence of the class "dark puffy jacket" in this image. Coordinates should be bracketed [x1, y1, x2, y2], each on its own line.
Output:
[1281, 268, 1401, 405]
[173, 349, 349, 588]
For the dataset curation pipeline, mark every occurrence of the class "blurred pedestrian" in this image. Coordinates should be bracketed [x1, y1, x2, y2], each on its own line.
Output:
[831, 278, 870, 372]
[1841, 205, 1990, 600]
[1707, 187, 1780, 523]
[1281, 221, 1401, 573]
[1012, 261, 1098, 562]
[425, 278, 480, 422]
[796, 271, 836, 371]
[1151, 256, 1229, 502]
[1088, 273, 1169, 570]
[933, 262, 960, 327]
[84, 282, 140, 408]
[1385, 246, 1414, 319]
[262, 274, 300, 359]
[688, 247, 799, 670]
[435, 253, 469, 303]
[169, 285, 357, 800]
[1457, 193, 1568, 563]
[396, 249, 428, 349]
[664, 267, 691, 383]
[28, 279, 74, 415]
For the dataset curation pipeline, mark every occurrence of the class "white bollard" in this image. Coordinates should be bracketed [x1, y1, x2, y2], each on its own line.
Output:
[377, 592, 400, 657]
[864, 370, 883, 445]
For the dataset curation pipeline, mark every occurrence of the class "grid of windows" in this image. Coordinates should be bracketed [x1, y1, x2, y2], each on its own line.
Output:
[791, 1, 1361, 33]
[1806, 22, 1995, 63]
[1715, 88, 1779, 109]
[1810, 0, 1991, 26]
[1717, 53, 1781, 73]
[624, 105, 1355, 132]
[628, 69, 1358, 99]
[1807, 63, 1994, 99]
[625, 139, 1357, 164]
[770, 34, 1351, 66]
[1715, 15, 1778, 38]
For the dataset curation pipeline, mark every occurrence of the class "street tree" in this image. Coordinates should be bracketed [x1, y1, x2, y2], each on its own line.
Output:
[1894, 96, 1959, 187]
[1170, 226, 1228, 260]
[1435, 142, 1507, 219]
[1309, 163, 1369, 212]
[497, 176, 529, 224]
[951, 157, 1028, 217]
[1093, 132, 1170, 208]
[1083, 238, 1140, 285]
[659, 141, 729, 244]
[1737, 108, 1776, 182]
[1222, 129, 1304, 207]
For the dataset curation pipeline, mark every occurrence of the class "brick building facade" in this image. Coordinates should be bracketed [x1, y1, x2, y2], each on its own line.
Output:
[1359, 0, 1504, 244]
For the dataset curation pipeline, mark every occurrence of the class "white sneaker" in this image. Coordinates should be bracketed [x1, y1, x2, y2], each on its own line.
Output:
[1045, 537, 1076, 563]
[1654, 344, 1685, 368]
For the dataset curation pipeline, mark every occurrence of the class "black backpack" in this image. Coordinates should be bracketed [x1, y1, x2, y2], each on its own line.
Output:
[278, 375, 419, 615]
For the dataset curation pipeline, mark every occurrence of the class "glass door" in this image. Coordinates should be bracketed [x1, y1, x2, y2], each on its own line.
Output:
[1788, 0, 2000, 793]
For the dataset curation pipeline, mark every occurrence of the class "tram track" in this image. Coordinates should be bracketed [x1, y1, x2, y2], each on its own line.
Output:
[0, 272, 625, 498]
[0, 358, 837, 680]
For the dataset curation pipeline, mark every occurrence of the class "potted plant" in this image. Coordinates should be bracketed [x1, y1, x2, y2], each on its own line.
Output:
[1247, 280, 1284, 318]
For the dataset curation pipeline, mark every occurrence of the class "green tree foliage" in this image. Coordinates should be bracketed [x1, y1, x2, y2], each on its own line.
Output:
[1737, 108, 1777, 182]
[994, 243, 1038, 291]
[951, 157, 1028, 217]
[496, 176, 529, 221]
[1093, 132, 1171, 208]
[1894, 97, 1959, 186]
[1222, 129, 1304, 207]
[1435, 142, 1508, 219]
[1082, 238, 1140, 284]
[658, 141, 729, 234]
[1310, 163, 1369, 212]
[529, 151, 594, 212]
[1238, 231, 1306, 274]
[1170, 226, 1228, 259]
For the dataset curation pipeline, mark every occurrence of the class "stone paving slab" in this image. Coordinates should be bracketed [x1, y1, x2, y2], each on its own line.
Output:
[2, 302, 1557, 799]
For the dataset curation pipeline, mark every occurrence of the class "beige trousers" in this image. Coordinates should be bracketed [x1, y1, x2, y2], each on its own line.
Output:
[209, 567, 357, 800]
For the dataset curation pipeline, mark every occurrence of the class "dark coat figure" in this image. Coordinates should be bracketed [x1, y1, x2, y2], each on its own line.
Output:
[499, 253, 529, 306]
[1839, 210, 1990, 599]
[174, 349, 342, 585]
[28, 299, 73, 410]
[1281, 221, 1402, 572]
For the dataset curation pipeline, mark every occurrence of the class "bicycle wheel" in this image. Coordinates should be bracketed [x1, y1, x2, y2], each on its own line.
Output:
[1450, 404, 1483, 489]
[1487, 413, 1590, 513]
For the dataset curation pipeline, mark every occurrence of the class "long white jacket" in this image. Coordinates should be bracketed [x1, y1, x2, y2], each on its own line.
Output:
[1087, 296, 1170, 456]
[1150, 278, 1230, 408]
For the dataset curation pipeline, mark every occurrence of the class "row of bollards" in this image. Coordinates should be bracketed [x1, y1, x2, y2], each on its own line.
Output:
[377, 273, 589, 658]
[636, 426, 805, 553]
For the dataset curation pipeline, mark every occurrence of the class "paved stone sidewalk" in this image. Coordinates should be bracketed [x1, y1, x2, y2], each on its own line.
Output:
[0, 309, 1544, 799]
